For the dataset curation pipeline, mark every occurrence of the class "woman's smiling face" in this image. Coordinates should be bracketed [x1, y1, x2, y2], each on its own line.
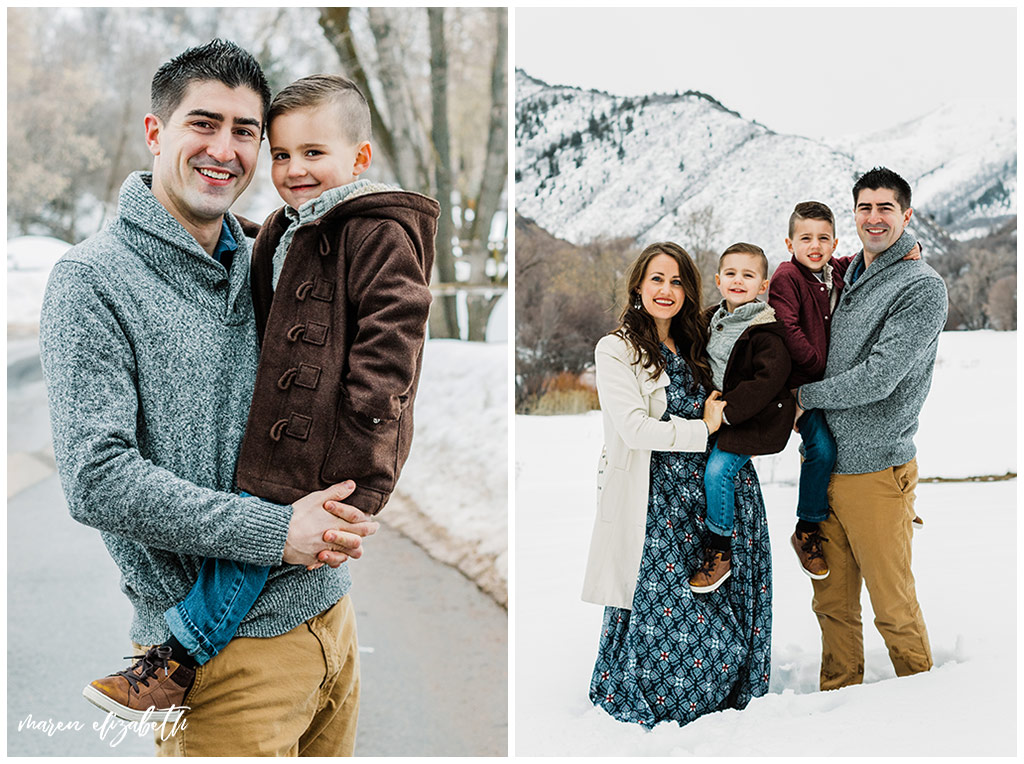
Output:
[639, 253, 686, 324]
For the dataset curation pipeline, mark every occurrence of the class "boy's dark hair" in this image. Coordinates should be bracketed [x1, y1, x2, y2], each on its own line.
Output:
[788, 201, 835, 238]
[853, 166, 912, 211]
[151, 39, 271, 131]
[268, 74, 372, 145]
[719, 242, 768, 280]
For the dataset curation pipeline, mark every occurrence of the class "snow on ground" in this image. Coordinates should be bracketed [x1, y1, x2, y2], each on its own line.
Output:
[391, 339, 509, 604]
[7, 236, 72, 326]
[514, 330, 1017, 756]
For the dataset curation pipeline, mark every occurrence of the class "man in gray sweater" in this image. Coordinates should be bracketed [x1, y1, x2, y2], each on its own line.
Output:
[797, 167, 947, 691]
[40, 40, 376, 755]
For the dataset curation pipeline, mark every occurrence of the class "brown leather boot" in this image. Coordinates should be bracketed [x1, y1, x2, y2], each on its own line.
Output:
[688, 548, 732, 593]
[82, 645, 195, 722]
[791, 528, 829, 580]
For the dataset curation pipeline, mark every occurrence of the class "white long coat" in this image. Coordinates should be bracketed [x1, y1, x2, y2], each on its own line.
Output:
[581, 333, 710, 609]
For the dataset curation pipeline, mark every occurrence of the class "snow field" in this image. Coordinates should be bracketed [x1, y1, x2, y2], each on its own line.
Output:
[513, 330, 1017, 756]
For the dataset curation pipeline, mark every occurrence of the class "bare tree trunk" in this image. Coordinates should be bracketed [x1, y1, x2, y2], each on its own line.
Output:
[367, 7, 431, 190]
[467, 8, 507, 251]
[318, 7, 400, 181]
[464, 8, 508, 341]
[100, 96, 134, 229]
[427, 7, 459, 339]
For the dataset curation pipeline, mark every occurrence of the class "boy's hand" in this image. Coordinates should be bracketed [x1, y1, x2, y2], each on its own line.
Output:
[702, 391, 727, 434]
[284, 481, 379, 568]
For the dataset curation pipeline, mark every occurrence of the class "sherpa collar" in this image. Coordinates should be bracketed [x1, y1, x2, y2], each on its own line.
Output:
[711, 299, 776, 329]
[284, 179, 401, 226]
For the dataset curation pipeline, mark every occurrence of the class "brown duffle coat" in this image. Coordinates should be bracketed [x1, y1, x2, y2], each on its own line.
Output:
[235, 189, 439, 515]
[704, 304, 796, 456]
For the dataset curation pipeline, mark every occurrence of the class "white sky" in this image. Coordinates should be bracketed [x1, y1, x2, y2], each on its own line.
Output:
[514, 6, 1017, 140]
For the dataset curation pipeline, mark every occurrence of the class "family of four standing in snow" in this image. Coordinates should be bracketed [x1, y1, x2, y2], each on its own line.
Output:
[583, 167, 947, 727]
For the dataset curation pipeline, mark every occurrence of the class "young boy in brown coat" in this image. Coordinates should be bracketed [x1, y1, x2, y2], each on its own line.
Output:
[85, 74, 439, 723]
[689, 243, 794, 594]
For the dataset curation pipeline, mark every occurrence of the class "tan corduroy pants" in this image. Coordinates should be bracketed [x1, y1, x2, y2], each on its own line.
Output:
[811, 460, 932, 691]
[149, 595, 360, 756]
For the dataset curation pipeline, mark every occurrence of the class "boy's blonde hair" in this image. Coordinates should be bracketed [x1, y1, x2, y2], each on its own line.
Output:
[788, 201, 836, 238]
[719, 242, 768, 280]
[268, 74, 371, 145]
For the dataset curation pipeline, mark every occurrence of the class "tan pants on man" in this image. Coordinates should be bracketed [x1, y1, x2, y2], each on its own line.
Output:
[150, 595, 360, 756]
[811, 460, 932, 691]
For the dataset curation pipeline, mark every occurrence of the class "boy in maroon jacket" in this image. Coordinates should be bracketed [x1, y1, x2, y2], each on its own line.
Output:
[768, 201, 920, 582]
[767, 202, 847, 581]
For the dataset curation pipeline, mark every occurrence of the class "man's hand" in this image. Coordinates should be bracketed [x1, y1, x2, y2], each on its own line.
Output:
[313, 498, 381, 569]
[793, 389, 805, 432]
[283, 481, 379, 569]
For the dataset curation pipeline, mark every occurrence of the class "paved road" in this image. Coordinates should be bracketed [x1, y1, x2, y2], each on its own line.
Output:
[7, 342, 507, 756]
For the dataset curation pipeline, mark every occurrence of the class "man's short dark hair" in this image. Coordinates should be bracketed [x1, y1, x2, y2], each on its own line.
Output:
[853, 166, 912, 212]
[151, 39, 271, 132]
[268, 74, 372, 145]
[788, 201, 835, 238]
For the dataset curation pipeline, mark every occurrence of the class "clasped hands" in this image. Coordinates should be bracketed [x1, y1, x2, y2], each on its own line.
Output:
[282, 480, 379, 570]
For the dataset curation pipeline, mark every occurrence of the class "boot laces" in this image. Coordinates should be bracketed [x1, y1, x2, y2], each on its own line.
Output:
[799, 530, 828, 561]
[698, 547, 724, 575]
[116, 644, 173, 695]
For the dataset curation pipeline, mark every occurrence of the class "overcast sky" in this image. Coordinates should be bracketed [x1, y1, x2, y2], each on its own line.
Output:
[515, 6, 1017, 140]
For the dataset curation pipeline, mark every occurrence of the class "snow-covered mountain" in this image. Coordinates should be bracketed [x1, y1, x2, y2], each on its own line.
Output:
[515, 70, 1016, 263]
[831, 100, 1016, 240]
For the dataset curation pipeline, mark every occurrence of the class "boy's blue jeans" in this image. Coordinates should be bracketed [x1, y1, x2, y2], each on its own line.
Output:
[703, 443, 751, 537]
[163, 493, 270, 666]
[795, 408, 837, 524]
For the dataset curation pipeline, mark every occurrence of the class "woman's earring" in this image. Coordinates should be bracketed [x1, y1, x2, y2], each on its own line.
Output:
[633, 293, 642, 311]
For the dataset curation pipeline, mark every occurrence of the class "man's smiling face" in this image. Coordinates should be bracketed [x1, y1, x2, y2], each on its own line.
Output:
[146, 79, 263, 230]
[855, 187, 913, 256]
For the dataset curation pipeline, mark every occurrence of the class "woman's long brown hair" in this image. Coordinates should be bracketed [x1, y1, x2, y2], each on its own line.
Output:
[614, 241, 712, 391]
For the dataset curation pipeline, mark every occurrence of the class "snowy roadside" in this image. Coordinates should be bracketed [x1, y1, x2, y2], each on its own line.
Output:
[514, 329, 1017, 755]
[390, 339, 509, 607]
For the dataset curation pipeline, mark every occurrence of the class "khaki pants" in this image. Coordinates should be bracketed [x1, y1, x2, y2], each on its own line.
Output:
[151, 595, 360, 756]
[811, 460, 932, 690]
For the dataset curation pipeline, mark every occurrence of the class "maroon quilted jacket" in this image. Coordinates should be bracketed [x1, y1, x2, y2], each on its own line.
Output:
[235, 189, 439, 515]
[767, 255, 851, 388]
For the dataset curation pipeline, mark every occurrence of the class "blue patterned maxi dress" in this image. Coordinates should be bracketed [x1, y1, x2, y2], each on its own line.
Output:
[590, 346, 772, 728]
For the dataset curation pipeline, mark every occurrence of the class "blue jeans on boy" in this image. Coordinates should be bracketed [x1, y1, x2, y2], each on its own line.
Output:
[795, 408, 837, 523]
[163, 493, 270, 665]
[703, 443, 751, 538]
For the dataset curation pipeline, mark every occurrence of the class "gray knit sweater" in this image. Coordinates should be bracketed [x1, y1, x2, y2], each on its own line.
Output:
[39, 171, 351, 646]
[799, 231, 948, 474]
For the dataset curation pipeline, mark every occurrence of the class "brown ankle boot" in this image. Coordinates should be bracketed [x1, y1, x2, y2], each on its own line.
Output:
[688, 548, 732, 593]
[791, 528, 829, 580]
[82, 644, 194, 723]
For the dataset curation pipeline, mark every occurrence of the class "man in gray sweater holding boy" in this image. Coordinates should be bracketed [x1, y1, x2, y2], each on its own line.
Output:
[40, 40, 375, 755]
[797, 167, 948, 691]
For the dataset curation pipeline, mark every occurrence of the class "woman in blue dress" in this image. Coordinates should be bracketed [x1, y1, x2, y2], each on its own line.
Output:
[582, 241, 773, 728]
